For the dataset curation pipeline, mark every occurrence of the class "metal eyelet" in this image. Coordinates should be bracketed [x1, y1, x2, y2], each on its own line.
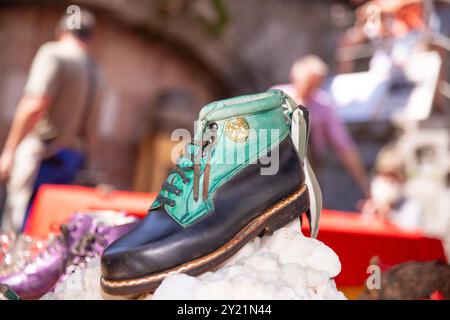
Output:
[208, 122, 218, 130]
[170, 200, 175, 207]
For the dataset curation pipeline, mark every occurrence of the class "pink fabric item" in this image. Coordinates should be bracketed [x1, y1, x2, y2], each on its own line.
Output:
[272, 84, 356, 159]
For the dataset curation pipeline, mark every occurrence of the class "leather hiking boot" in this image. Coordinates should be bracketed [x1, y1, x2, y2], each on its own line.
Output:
[101, 90, 322, 296]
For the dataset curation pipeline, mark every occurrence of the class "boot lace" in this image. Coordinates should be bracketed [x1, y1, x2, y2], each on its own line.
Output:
[157, 123, 218, 207]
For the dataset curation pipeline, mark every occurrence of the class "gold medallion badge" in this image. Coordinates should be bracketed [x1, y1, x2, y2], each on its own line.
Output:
[225, 118, 250, 143]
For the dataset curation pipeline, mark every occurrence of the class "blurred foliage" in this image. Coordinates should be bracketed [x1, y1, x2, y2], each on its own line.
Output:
[155, 0, 229, 37]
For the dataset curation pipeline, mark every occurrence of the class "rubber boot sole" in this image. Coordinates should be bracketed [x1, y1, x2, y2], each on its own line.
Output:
[101, 184, 309, 296]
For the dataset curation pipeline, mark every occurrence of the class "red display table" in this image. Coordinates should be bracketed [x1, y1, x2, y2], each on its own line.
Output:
[304, 211, 447, 287]
[24, 184, 154, 238]
[25, 184, 447, 298]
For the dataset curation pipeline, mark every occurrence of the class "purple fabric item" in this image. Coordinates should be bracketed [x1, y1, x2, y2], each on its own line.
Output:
[0, 213, 137, 299]
[0, 237, 67, 299]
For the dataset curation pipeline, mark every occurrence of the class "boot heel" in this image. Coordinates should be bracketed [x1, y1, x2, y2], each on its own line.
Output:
[260, 187, 310, 237]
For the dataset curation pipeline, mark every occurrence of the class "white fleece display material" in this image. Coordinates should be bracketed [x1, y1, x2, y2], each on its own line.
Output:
[42, 220, 346, 300]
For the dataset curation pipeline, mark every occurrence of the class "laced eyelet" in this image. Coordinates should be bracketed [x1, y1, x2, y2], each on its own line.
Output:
[208, 122, 218, 130]
[175, 189, 182, 196]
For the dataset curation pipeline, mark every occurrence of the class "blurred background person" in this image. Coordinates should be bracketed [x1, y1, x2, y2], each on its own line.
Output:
[361, 143, 422, 230]
[0, 9, 101, 232]
[273, 55, 371, 200]
[336, 0, 448, 113]
[336, 0, 428, 73]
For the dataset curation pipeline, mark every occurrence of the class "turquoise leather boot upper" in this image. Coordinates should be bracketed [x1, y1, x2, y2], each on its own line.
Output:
[150, 89, 320, 233]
